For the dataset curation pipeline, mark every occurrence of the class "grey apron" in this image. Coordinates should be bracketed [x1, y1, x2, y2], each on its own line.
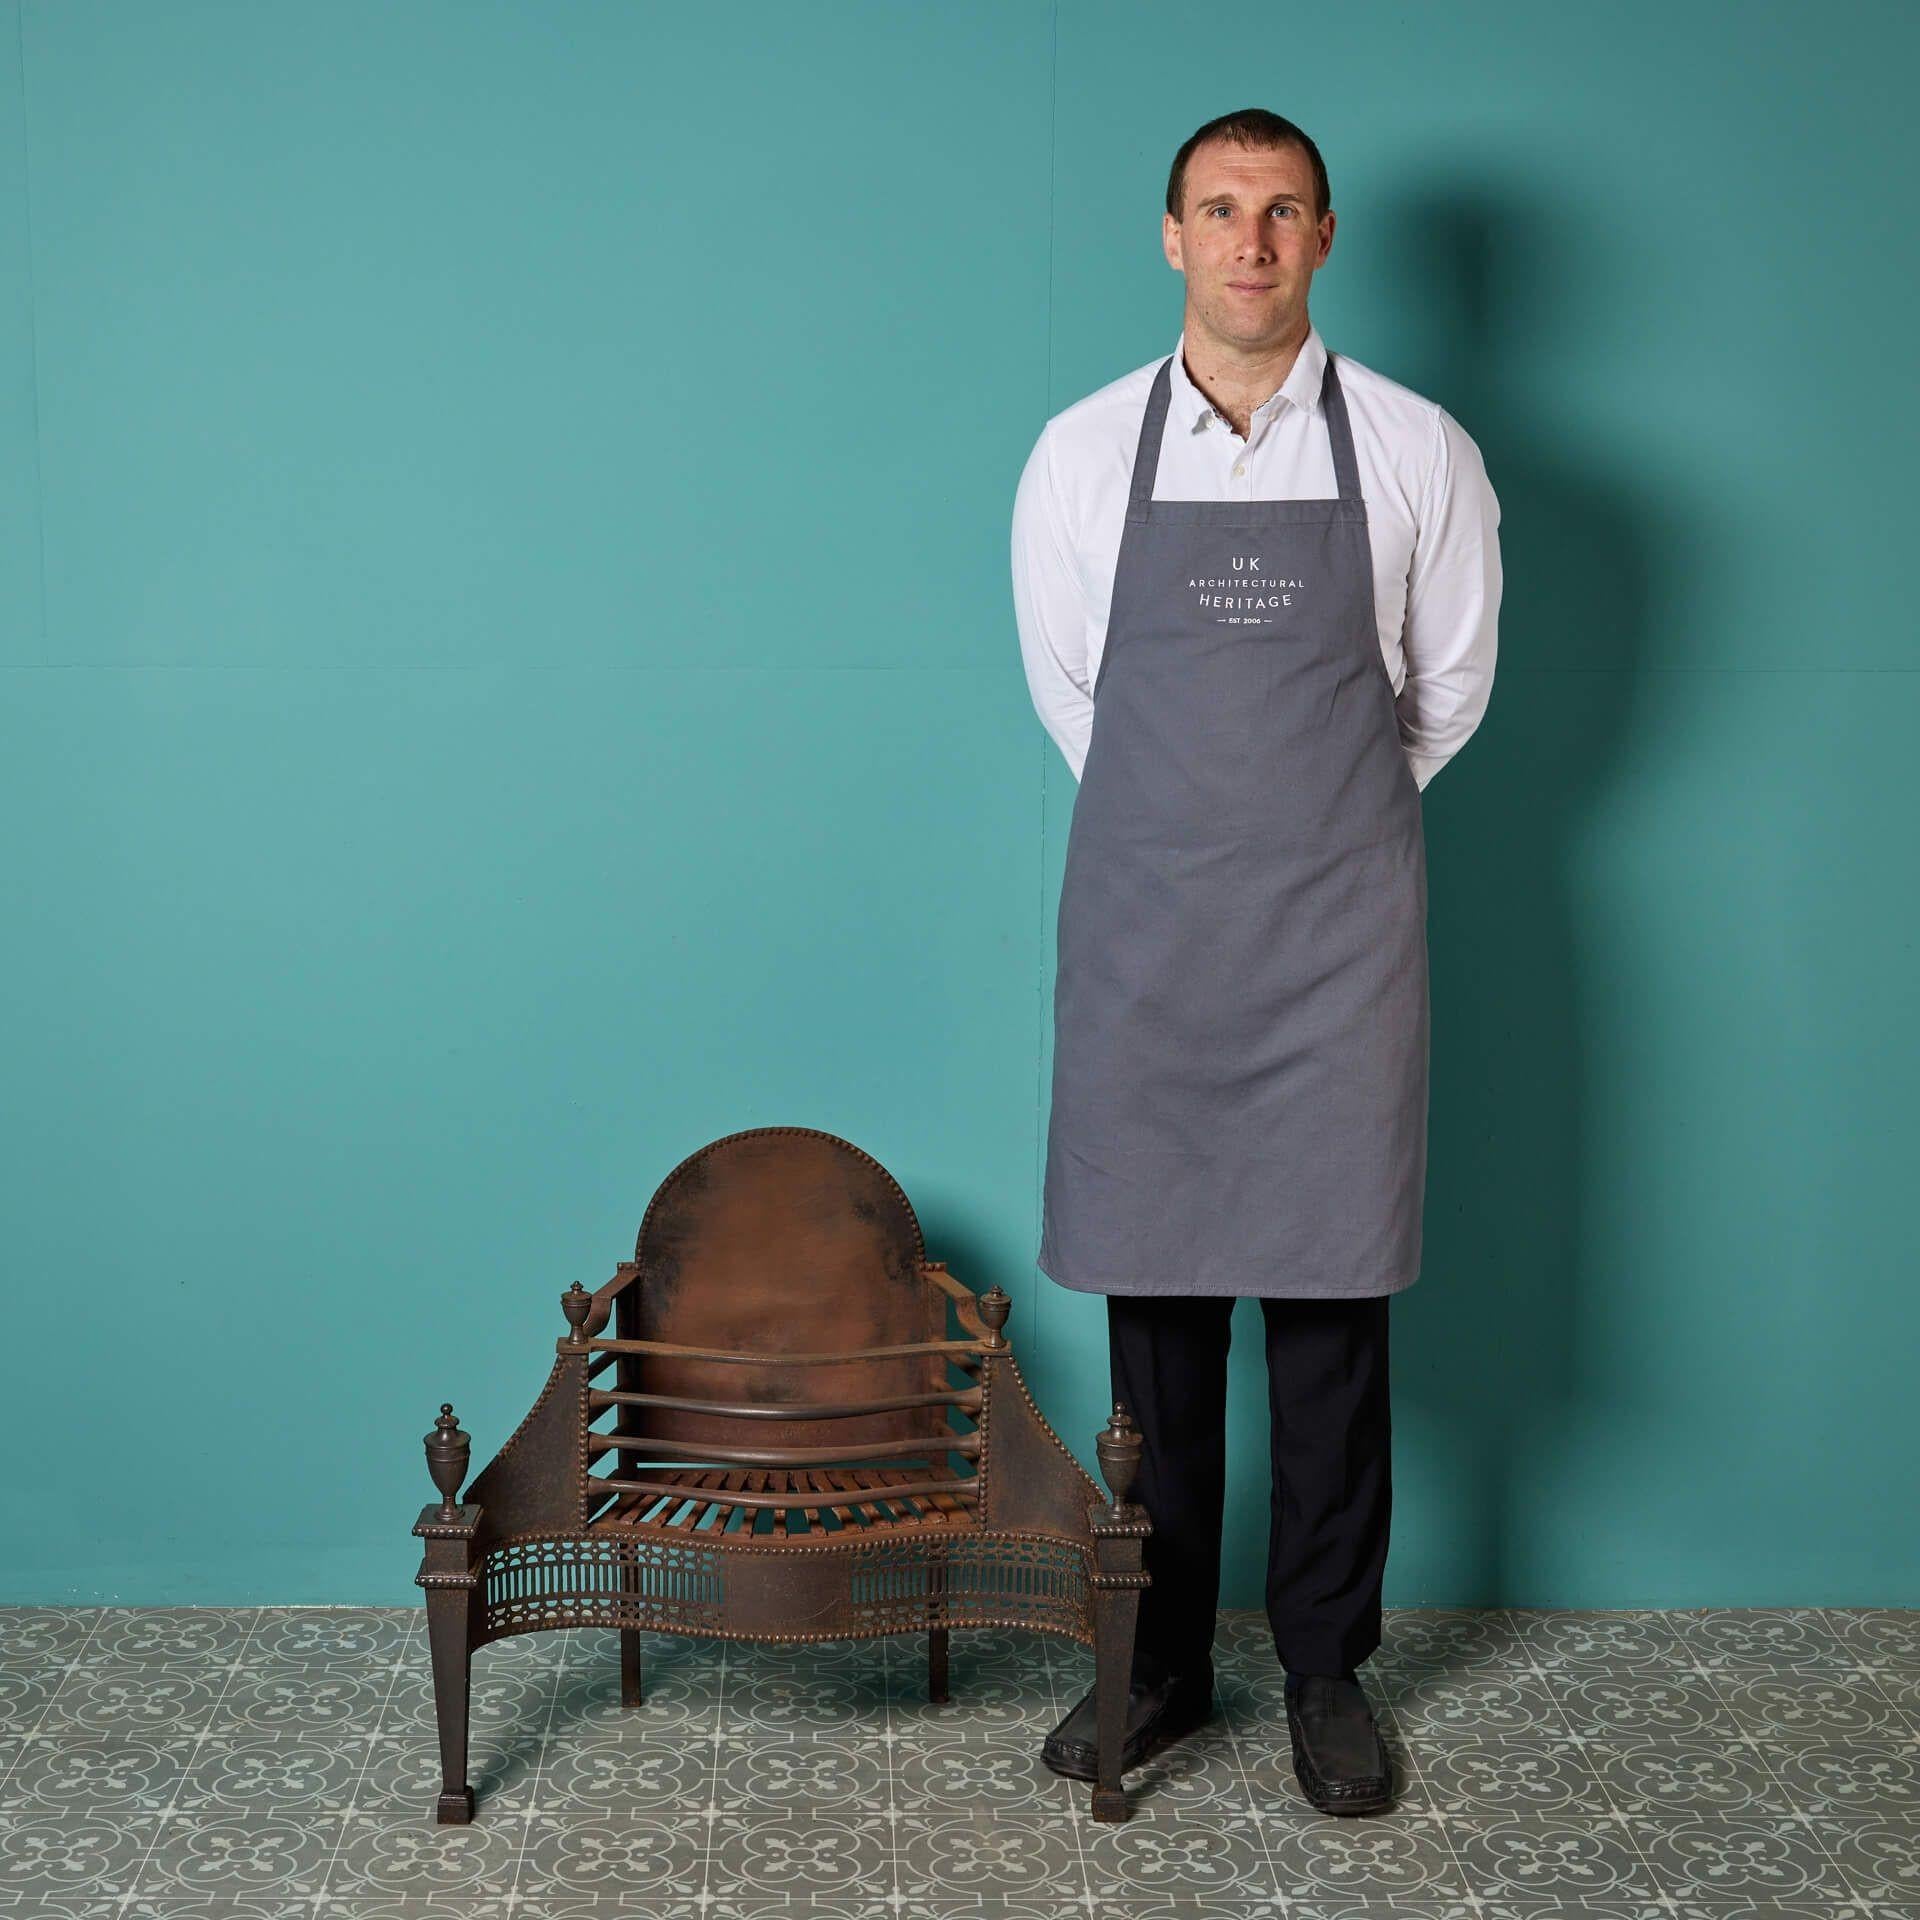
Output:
[1037, 348, 1429, 1298]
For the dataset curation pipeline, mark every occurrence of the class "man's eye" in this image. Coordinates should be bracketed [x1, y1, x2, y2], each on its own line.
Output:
[1273, 206, 1295, 218]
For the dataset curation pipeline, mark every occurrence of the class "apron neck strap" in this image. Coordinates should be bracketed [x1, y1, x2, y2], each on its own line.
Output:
[1319, 351, 1363, 502]
[1125, 359, 1176, 524]
[1126, 343, 1364, 524]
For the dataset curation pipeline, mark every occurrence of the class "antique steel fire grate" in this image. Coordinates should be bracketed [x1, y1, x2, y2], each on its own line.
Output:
[412, 1126, 1152, 1824]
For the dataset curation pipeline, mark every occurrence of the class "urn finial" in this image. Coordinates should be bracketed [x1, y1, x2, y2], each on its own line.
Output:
[977, 1284, 1011, 1348]
[424, 1403, 470, 1518]
[1096, 1400, 1143, 1514]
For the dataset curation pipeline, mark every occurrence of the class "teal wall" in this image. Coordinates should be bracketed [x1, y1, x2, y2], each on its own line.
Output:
[3, 1, 1913, 1606]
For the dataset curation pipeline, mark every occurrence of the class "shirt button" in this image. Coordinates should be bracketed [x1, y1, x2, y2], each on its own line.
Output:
[1233, 463, 1246, 477]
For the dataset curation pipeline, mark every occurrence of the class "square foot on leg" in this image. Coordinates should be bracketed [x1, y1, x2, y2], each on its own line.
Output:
[435, 1785, 475, 1825]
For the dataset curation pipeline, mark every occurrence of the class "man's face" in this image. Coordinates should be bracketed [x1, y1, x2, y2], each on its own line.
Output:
[1163, 138, 1333, 351]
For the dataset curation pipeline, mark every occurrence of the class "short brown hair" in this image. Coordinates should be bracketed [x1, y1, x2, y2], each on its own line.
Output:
[1166, 109, 1330, 226]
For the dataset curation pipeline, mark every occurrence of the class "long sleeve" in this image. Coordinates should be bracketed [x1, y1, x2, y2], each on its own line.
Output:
[1011, 421, 1096, 781]
[1398, 406, 1503, 791]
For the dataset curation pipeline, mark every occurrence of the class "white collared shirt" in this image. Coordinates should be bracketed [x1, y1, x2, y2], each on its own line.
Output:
[1010, 323, 1502, 791]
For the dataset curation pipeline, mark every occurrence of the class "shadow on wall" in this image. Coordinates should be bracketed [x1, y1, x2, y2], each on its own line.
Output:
[1372, 184, 1674, 1601]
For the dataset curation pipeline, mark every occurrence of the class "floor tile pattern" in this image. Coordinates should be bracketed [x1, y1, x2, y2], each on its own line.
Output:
[0, 1605, 1914, 1915]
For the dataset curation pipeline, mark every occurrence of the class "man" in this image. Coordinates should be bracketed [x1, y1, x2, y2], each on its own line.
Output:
[1010, 109, 1501, 1815]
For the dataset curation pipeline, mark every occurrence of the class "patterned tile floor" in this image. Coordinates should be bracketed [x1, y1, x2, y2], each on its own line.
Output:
[0, 1605, 1915, 1917]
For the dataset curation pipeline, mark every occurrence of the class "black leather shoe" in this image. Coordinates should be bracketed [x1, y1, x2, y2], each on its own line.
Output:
[1040, 1664, 1216, 1781]
[1285, 1673, 1393, 1814]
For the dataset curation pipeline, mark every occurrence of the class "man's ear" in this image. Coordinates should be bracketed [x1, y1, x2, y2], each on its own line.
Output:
[1163, 211, 1184, 273]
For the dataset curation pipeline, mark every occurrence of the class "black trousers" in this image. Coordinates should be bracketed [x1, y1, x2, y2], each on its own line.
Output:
[1107, 1291, 1393, 1682]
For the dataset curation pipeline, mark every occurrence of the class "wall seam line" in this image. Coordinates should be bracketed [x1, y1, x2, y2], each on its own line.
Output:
[14, 2, 48, 660]
[1033, 0, 1060, 1373]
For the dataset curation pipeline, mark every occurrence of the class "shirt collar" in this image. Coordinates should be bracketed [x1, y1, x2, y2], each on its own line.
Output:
[1169, 323, 1326, 432]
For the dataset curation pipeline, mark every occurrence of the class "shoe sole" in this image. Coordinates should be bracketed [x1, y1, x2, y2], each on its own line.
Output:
[1287, 1709, 1393, 1815]
[1039, 1690, 1216, 1782]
